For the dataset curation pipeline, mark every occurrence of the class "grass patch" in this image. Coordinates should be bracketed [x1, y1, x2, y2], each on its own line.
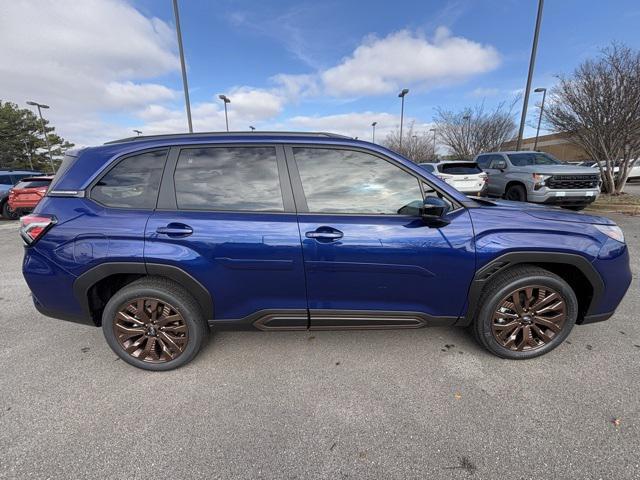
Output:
[587, 193, 640, 215]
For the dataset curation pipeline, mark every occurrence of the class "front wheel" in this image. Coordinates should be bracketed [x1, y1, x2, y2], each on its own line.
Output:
[102, 277, 209, 371]
[504, 184, 527, 202]
[1, 201, 19, 220]
[471, 266, 577, 359]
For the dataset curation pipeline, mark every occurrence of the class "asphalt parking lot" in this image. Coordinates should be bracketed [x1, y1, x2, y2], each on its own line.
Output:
[0, 213, 638, 480]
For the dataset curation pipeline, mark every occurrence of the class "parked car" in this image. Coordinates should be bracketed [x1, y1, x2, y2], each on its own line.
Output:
[7, 176, 53, 217]
[475, 151, 600, 210]
[586, 161, 640, 182]
[418, 161, 487, 196]
[21, 133, 631, 370]
[0, 170, 43, 219]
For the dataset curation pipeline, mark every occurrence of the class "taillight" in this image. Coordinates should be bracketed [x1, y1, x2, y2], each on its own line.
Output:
[19, 214, 56, 245]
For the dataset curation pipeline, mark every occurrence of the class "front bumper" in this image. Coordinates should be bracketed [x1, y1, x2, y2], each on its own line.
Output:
[529, 188, 600, 206]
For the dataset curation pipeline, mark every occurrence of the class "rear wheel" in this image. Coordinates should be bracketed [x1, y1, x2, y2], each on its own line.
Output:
[1, 201, 19, 220]
[505, 184, 527, 202]
[102, 277, 209, 371]
[471, 266, 577, 359]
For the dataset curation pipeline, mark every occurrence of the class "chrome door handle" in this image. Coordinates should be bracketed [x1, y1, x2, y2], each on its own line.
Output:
[305, 229, 343, 240]
[156, 224, 193, 237]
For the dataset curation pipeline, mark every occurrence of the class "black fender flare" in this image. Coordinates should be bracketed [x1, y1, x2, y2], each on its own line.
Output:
[73, 262, 214, 321]
[461, 251, 604, 325]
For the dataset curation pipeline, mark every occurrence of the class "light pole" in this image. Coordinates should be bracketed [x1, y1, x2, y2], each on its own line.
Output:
[172, 0, 193, 133]
[462, 115, 471, 158]
[430, 128, 437, 155]
[133, 129, 142, 136]
[26, 101, 55, 173]
[533, 87, 547, 150]
[218, 94, 230, 132]
[371, 121, 377, 143]
[249, 126, 255, 132]
[398, 88, 409, 150]
[516, 0, 544, 150]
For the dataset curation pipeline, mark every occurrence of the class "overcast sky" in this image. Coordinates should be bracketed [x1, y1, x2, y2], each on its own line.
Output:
[2, 0, 640, 146]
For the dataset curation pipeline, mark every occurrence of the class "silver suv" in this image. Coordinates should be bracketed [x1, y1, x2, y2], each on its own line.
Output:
[474, 151, 600, 211]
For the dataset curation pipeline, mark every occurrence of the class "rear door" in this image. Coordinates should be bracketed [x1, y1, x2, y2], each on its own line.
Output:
[286, 145, 475, 329]
[484, 154, 507, 196]
[145, 144, 308, 329]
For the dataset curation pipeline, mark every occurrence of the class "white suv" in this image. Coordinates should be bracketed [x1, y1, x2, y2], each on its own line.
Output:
[419, 161, 487, 196]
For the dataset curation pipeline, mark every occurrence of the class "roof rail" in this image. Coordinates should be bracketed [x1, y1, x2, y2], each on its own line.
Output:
[104, 131, 352, 145]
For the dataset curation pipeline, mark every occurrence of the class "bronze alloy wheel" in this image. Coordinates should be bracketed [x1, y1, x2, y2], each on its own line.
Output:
[113, 297, 189, 363]
[491, 285, 567, 352]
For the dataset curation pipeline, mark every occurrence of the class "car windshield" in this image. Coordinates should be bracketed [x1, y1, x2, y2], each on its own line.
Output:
[507, 152, 561, 166]
[438, 162, 482, 175]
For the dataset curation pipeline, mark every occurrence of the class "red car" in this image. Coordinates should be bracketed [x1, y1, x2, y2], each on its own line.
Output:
[7, 176, 53, 217]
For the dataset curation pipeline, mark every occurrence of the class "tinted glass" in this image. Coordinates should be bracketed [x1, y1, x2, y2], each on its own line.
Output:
[489, 156, 506, 168]
[476, 155, 491, 169]
[507, 152, 560, 166]
[293, 148, 422, 214]
[0, 175, 12, 185]
[91, 149, 167, 209]
[438, 163, 482, 174]
[419, 163, 435, 172]
[49, 153, 78, 190]
[174, 147, 283, 211]
[15, 179, 51, 189]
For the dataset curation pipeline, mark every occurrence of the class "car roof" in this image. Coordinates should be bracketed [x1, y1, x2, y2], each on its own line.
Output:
[17, 176, 54, 182]
[478, 151, 542, 155]
[0, 170, 42, 175]
[104, 131, 351, 145]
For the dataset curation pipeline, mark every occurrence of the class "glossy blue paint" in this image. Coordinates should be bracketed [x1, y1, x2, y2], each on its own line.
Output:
[22, 133, 632, 329]
[298, 209, 475, 319]
[145, 210, 307, 320]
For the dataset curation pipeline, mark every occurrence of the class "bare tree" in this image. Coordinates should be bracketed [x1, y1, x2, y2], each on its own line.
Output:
[383, 121, 436, 162]
[433, 101, 517, 159]
[544, 43, 640, 194]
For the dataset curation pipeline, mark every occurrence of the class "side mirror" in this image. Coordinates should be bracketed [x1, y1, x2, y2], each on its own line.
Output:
[493, 159, 507, 171]
[420, 197, 451, 228]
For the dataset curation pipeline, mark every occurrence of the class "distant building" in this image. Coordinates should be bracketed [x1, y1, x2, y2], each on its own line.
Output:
[501, 132, 590, 162]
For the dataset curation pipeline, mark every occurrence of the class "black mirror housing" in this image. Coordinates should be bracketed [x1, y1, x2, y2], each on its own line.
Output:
[420, 197, 451, 228]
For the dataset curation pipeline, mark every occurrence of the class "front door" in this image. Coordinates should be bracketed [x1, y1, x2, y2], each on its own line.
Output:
[286, 146, 476, 329]
[145, 144, 308, 330]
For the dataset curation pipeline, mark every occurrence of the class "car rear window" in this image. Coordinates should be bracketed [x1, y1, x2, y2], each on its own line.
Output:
[174, 146, 284, 212]
[437, 163, 482, 174]
[91, 149, 167, 209]
[14, 179, 52, 189]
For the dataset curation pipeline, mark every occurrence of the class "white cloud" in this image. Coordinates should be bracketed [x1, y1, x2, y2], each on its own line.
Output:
[322, 27, 500, 96]
[284, 112, 432, 141]
[470, 87, 501, 98]
[0, 0, 180, 143]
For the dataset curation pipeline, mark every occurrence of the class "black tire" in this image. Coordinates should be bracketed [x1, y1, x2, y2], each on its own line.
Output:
[471, 265, 578, 359]
[563, 205, 586, 211]
[102, 277, 209, 371]
[1, 201, 19, 220]
[504, 184, 527, 202]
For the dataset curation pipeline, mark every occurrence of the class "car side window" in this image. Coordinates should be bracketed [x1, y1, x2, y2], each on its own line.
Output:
[293, 147, 423, 215]
[91, 149, 167, 209]
[476, 155, 491, 169]
[174, 146, 284, 212]
[488, 155, 505, 169]
[0, 175, 12, 185]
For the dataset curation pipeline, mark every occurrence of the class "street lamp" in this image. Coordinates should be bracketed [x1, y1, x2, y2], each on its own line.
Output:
[533, 87, 547, 150]
[398, 88, 409, 149]
[371, 121, 377, 143]
[429, 128, 437, 154]
[172, 0, 193, 133]
[218, 94, 230, 132]
[26, 100, 55, 173]
[516, 0, 544, 150]
[249, 126, 255, 132]
[133, 129, 142, 136]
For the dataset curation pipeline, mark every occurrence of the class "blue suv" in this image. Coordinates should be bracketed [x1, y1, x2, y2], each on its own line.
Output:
[21, 133, 631, 370]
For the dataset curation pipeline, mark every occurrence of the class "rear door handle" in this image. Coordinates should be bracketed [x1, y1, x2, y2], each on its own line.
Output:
[156, 223, 193, 237]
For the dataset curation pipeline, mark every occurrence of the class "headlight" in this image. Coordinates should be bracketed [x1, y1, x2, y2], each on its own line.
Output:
[532, 173, 551, 190]
[594, 224, 625, 243]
